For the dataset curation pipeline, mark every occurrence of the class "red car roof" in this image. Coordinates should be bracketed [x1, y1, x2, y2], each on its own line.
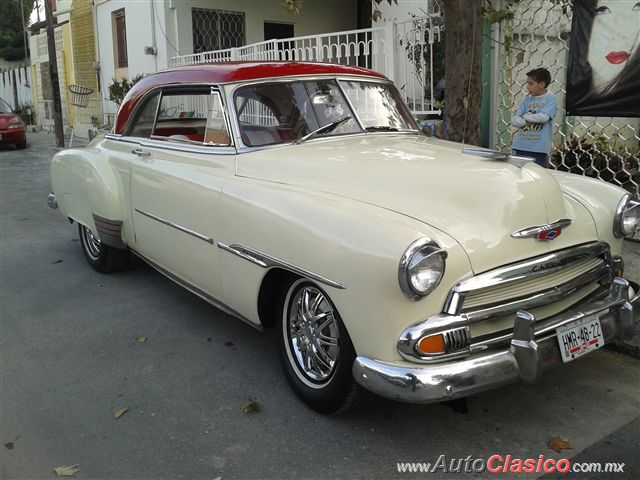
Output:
[115, 61, 388, 135]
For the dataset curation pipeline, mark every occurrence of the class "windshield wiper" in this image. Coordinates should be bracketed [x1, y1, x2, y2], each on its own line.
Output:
[295, 116, 352, 145]
[364, 126, 399, 132]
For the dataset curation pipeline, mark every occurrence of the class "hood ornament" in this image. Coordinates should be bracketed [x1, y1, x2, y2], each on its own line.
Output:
[512, 219, 572, 241]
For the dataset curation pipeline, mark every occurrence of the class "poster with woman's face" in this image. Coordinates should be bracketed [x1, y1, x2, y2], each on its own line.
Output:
[566, 0, 640, 117]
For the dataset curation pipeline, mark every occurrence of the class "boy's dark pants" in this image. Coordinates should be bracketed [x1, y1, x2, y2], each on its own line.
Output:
[513, 149, 549, 168]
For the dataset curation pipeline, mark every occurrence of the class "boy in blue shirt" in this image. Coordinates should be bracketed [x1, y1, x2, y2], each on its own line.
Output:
[511, 68, 557, 168]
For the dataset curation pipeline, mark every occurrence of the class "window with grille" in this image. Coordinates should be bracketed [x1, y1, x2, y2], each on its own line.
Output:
[113, 9, 128, 68]
[192, 8, 245, 54]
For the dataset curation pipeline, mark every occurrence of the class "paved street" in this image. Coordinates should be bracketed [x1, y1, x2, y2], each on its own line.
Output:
[1, 132, 639, 479]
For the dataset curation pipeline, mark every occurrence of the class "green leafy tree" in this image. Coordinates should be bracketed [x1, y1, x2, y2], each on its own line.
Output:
[0, 0, 35, 61]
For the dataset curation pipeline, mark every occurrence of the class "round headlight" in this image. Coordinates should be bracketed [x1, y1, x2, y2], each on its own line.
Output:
[614, 195, 640, 238]
[399, 238, 447, 300]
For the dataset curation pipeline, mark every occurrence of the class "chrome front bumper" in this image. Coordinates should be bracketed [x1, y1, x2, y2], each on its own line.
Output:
[353, 278, 640, 404]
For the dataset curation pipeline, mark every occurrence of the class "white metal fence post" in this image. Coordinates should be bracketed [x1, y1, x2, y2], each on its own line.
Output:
[383, 20, 396, 82]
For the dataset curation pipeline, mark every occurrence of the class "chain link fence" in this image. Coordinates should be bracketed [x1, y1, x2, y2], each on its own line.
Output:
[492, 0, 639, 196]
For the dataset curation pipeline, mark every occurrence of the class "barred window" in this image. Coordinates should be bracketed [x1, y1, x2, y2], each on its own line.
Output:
[192, 8, 245, 54]
[113, 10, 128, 68]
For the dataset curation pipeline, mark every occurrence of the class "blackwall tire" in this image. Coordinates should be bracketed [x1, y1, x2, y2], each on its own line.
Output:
[78, 224, 129, 273]
[278, 278, 362, 414]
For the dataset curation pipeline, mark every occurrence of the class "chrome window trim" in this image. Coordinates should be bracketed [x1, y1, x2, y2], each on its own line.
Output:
[134, 208, 214, 244]
[224, 75, 418, 151]
[119, 83, 237, 150]
[105, 134, 237, 155]
[218, 242, 345, 290]
[444, 242, 610, 315]
[131, 249, 262, 331]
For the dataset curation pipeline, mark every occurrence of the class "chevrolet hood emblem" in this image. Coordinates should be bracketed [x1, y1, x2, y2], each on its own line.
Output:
[511, 219, 572, 241]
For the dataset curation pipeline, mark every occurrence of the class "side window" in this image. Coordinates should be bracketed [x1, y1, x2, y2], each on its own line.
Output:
[149, 88, 230, 146]
[204, 92, 230, 145]
[128, 91, 160, 138]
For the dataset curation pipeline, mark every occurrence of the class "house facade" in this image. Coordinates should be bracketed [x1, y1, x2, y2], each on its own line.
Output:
[94, 0, 359, 122]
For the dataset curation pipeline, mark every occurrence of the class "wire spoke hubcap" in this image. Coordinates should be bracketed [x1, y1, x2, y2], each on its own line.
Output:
[288, 285, 339, 383]
[81, 226, 102, 259]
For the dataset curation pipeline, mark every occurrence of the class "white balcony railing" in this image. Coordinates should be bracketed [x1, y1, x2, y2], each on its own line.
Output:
[171, 16, 443, 117]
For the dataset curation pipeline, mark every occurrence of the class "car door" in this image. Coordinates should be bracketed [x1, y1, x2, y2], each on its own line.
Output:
[126, 86, 235, 300]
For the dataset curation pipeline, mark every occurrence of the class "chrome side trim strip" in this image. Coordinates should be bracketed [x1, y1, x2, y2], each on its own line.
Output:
[130, 249, 262, 331]
[444, 242, 610, 315]
[218, 242, 346, 290]
[134, 209, 214, 244]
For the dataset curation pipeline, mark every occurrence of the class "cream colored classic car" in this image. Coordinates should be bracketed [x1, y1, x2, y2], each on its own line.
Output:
[49, 62, 640, 413]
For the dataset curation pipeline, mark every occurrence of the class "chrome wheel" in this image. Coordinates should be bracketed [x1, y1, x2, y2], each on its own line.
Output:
[286, 283, 339, 385]
[81, 225, 102, 260]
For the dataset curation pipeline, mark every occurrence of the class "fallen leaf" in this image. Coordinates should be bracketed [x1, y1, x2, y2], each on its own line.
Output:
[97, 283, 104, 287]
[548, 436, 573, 453]
[51, 259, 63, 264]
[242, 401, 261, 413]
[224, 341, 236, 350]
[133, 336, 147, 344]
[4, 442, 14, 450]
[54, 465, 80, 477]
[114, 407, 129, 419]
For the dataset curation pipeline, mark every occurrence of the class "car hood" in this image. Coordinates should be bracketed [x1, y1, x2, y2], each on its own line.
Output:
[236, 135, 599, 274]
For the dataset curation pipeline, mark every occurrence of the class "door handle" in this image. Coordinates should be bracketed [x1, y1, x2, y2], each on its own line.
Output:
[131, 148, 151, 157]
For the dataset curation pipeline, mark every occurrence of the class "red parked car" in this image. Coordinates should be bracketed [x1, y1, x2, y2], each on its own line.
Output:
[0, 98, 27, 149]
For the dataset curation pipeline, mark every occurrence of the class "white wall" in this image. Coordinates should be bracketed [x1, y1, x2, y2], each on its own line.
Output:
[169, 0, 358, 58]
[97, 0, 358, 115]
[96, 0, 165, 115]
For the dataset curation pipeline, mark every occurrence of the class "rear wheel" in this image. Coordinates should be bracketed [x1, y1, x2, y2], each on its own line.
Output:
[278, 278, 362, 414]
[78, 224, 129, 273]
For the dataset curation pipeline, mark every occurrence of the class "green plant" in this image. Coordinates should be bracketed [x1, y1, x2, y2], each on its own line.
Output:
[107, 74, 144, 105]
[551, 135, 640, 195]
[16, 102, 33, 125]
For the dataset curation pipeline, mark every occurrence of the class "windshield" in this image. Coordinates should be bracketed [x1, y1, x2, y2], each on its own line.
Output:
[0, 99, 13, 114]
[234, 79, 417, 147]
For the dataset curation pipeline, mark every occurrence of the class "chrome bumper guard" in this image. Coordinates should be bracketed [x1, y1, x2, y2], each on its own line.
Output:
[353, 278, 640, 404]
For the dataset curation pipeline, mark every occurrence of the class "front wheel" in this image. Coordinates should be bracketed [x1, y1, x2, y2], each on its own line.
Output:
[278, 279, 362, 414]
[78, 224, 129, 273]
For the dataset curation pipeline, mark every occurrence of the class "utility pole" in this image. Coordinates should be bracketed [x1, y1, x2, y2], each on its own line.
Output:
[44, 0, 65, 147]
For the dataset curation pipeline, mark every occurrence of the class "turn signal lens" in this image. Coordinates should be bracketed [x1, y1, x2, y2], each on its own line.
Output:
[417, 334, 446, 355]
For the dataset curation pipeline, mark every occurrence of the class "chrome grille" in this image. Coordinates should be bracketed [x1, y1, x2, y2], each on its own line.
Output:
[444, 243, 613, 325]
[463, 257, 604, 310]
[444, 328, 469, 352]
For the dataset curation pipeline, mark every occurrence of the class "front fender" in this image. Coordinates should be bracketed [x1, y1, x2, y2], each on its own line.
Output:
[218, 177, 473, 361]
[551, 171, 628, 255]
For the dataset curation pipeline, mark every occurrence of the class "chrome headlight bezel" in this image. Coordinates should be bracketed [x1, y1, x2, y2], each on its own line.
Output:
[398, 238, 447, 301]
[613, 194, 640, 238]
